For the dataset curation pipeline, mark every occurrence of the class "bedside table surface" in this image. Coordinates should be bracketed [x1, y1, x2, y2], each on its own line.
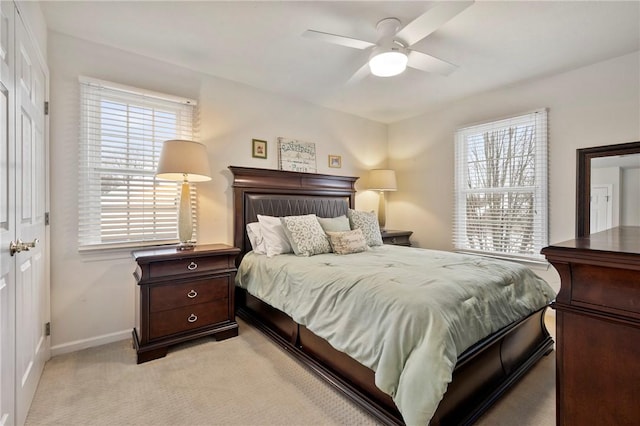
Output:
[133, 243, 240, 263]
[381, 230, 413, 237]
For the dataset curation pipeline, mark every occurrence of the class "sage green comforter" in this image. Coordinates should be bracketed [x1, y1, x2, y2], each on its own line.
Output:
[235, 245, 555, 425]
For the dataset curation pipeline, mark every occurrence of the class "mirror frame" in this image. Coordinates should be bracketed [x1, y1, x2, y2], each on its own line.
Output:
[576, 140, 640, 237]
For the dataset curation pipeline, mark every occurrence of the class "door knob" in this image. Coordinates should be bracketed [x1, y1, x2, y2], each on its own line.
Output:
[9, 238, 39, 256]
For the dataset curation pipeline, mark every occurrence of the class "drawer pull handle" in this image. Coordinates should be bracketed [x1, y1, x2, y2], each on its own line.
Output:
[187, 314, 198, 323]
[187, 289, 198, 299]
[187, 262, 198, 271]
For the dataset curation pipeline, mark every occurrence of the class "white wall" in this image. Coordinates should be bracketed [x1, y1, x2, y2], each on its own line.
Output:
[621, 167, 640, 225]
[48, 32, 386, 354]
[387, 51, 640, 289]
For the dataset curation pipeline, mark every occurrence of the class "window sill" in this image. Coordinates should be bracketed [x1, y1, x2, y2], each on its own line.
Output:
[78, 240, 179, 262]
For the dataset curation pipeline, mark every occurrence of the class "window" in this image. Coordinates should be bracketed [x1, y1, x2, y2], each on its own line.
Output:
[453, 109, 548, 261]
[78, 77, 198, 250]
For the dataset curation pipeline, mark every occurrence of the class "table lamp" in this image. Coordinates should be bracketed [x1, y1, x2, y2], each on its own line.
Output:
[368, 169, 397, 230]
[156, 140, 211, 249]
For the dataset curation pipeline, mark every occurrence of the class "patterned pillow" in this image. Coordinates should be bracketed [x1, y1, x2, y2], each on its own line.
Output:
[317, 215, 351, 233]
[347, 209, 383, 247]
[280, 214, 331, 256]
[326, 229, 368, 255]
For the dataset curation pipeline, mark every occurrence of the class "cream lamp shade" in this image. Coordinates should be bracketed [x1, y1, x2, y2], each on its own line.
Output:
[156, 140, 212, 182]
[368, 169, 397, 191]
[368, 169, 397, 230]
[156, 140, 211, 249]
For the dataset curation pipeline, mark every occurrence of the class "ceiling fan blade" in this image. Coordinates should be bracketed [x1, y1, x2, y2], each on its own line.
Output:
[396, 1, 474, 46]
[302, 29, 375, 50]
[345, 61, 371, 86]
[408, 50, 457, 76]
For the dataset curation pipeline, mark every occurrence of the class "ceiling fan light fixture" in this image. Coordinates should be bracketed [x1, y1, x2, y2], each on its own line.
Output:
[369, 48, 408, 77]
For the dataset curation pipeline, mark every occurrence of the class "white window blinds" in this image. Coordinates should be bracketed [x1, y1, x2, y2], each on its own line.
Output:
[78, 77, 198, 250]
[454, 109, 548, 261]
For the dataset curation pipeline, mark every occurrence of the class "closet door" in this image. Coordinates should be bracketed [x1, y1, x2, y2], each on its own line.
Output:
[0, 1, 16, 425]
[14, 8, 48, 426]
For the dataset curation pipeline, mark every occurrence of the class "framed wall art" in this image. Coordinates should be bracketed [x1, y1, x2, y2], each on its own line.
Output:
[252, 139, 267, 159]
[328, 155, 342, 168]
[277, 137, 317, 173]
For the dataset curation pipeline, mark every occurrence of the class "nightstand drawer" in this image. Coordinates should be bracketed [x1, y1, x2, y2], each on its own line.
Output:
[149, 299, 229, 340]
[148, 256, 230, 279]
[381, 230, 413, 246]
[149, 277, 229, 313]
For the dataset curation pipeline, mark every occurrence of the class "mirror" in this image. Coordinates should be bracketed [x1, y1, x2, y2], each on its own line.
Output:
[576, 141, 640, 237]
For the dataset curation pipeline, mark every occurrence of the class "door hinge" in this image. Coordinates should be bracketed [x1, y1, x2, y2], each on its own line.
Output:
[45, 322, 51, 336]
[44, 101, 49, 115]
[45, 212, 50, 226]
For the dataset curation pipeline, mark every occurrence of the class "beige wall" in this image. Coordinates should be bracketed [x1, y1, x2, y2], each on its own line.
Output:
[387, 51, 640, 289]
[48, 32, 386, 354]
[48, 30, 640, 353]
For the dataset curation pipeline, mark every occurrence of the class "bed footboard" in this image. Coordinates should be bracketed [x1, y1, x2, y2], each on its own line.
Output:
[237, 288, 553, 426]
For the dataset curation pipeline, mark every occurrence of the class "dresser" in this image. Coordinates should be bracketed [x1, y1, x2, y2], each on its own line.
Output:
[381, 229, 412, 246]
[132, 244, 241, 363]
[541, 226, 640, 425]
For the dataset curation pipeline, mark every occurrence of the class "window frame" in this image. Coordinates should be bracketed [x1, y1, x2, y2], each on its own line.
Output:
[453, 109, 548, 262]
[78, 77, 198, 251]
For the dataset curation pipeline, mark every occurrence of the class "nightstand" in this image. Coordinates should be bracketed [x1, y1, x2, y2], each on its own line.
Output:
[381, 229, 413, 246]
[132, 244, 241, 364]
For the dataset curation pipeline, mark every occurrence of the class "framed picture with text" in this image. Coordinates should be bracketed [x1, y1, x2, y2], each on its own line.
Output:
[277, 137, 317, 172]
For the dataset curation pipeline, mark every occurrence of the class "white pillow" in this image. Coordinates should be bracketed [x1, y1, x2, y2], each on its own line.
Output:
[257, 214, 292, 257]
[281, 214, 331, 256]
[246, 222, 266, 255]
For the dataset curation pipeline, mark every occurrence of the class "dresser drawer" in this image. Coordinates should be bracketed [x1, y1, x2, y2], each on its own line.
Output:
[572, 264, 640, 315]
[149, 300, 229, 340]
[148, 256, 230, 279]
[149, 277, 229, 313]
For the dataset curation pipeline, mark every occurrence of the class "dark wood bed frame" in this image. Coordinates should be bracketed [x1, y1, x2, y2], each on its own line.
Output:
[230, 166, 553, 425]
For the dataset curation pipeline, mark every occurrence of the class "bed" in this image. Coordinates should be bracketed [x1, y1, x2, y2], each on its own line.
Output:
[230, 166, 554, 425]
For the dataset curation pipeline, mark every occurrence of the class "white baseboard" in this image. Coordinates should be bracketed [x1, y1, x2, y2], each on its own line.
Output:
[51, 329, 131, 357]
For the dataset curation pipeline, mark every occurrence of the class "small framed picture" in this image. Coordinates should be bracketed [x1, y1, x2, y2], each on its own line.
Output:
[252, 139, 267, 159]
[328, 155, 342, 168]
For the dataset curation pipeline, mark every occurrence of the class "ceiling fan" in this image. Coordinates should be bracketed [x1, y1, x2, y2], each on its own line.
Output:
[302, 1, 473, 81]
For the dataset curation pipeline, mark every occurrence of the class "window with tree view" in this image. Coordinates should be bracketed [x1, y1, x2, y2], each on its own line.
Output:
[78, 77, 197, 249]
[454, 109, 548, 261]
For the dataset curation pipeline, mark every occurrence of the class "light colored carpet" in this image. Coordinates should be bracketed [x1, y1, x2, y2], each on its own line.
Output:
[26, 315, 555, 425]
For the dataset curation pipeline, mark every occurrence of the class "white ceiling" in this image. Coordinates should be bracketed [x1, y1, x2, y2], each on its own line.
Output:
[40, 1, 640, 124]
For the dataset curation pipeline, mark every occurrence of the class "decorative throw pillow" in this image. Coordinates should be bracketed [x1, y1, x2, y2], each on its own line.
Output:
[317, 215, 351, 233]
[326, 229, 368, 255]
[347, 209, 383, 247]
[280, 214, 331, 257]
[257, 215, 292, 257]
[246, 222, 267, 255]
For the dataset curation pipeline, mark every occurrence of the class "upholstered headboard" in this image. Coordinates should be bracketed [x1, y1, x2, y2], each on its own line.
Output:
[229, 166, 358, 261]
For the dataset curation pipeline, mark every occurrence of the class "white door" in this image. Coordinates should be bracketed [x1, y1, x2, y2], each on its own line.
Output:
[590, 184, 613, 233]
[0, 1, 16, 425]
[14, 8, 48, 425]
